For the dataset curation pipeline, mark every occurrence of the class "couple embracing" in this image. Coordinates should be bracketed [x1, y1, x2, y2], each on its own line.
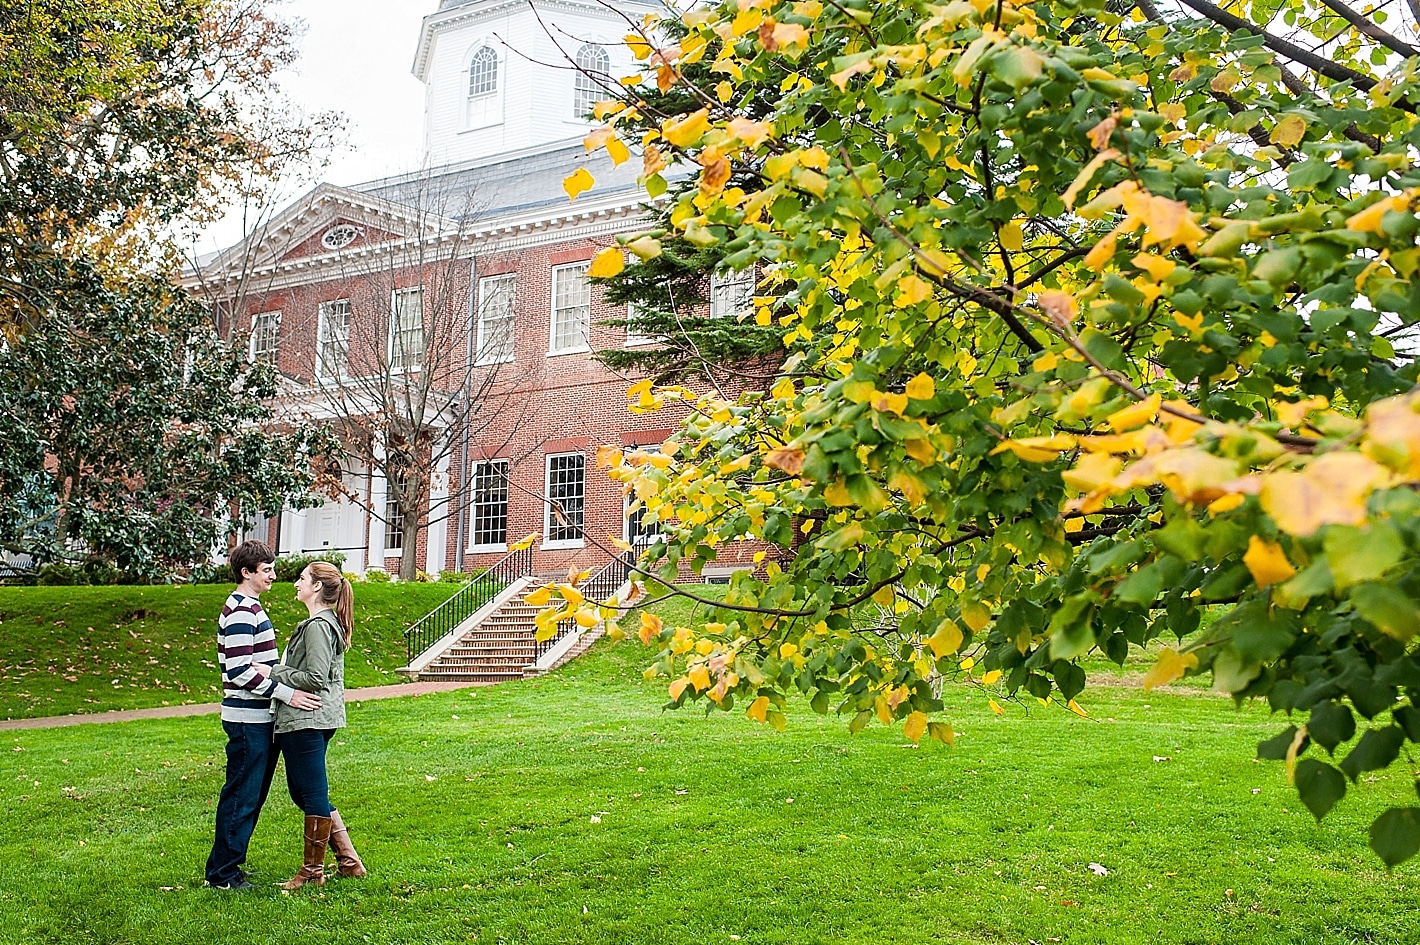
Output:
[204, 540, 367, 891]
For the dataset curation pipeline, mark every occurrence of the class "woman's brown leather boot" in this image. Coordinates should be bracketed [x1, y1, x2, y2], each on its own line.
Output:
[327, 809, 366, 878]
[281, 815, 332, 890]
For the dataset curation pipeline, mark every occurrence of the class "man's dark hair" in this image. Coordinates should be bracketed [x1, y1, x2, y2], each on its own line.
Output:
[230, 540, 276, 584]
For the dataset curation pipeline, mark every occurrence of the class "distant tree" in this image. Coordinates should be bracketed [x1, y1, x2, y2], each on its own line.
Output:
[593, 225, 785, 386]
[293, 179, 531, 581]
[581, 17, 784, 387]
[0, 260, 332, 576]
[0, 0, 342, 574]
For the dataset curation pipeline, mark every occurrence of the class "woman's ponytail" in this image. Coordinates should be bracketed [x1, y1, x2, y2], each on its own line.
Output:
[307, 561, 355, 647]
[335, 576, 354, 648]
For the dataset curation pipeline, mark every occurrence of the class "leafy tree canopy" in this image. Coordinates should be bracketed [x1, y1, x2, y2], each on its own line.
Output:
[0, 0, 339, 575]
[558, 0, 1420, 864]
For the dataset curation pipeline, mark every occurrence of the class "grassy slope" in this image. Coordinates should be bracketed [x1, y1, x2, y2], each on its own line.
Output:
[0, 583, 457, 719]
[3, 639, 1419, 945]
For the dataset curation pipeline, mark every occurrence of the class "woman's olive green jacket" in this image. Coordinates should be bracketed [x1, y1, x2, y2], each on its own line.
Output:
[270, 609, 347, 734]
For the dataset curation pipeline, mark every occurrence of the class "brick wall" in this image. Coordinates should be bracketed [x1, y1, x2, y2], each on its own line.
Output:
[228, 225, 772, 580]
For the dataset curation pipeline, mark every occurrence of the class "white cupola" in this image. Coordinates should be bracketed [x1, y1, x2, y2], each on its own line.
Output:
[411, 0, 665, 166]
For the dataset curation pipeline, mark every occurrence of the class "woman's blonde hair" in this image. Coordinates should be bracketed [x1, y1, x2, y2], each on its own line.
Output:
[305, 561, 353, 647]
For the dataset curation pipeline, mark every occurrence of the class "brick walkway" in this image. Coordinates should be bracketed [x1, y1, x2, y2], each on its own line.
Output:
[0, 681, 488, 732]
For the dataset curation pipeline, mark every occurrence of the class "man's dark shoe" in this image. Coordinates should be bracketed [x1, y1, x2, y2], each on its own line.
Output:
[210, 876, 258, 891]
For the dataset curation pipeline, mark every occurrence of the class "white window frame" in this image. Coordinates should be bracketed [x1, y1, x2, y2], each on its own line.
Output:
[710, 268, 755, 320]
[624, 301, 656, 347]
[573, 44, 611, 119]
[476, 274, 516, 365]
[316, 299, 350, 381]
[389, 287, 425, 372]
[249, 310, 280, 365]
[549, 262, 591, 356]
[466, 459, 510, 552]
[384, 468, 407, 554]
[543, 452, 586, 549]
[624, 445, 663, 545]
[468, 46, 498, 98]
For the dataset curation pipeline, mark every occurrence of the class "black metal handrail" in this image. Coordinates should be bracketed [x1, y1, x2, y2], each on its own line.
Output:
[404, 545, 533, 663]
[533, 550, 636, 662]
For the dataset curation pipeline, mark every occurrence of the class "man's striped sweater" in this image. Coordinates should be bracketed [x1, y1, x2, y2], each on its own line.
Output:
[218, 592, 296, 723]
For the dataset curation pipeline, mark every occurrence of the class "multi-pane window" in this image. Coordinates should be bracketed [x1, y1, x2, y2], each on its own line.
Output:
[550, 262, 591, 354]
[317, 300, 350, 379]
[710, 268, 755, 320]
[250, 311, 280, 365]
[384, 468, 407, 552]
[477, 274, 515, 364]
[468, 46, 498, 97]
[626, 447, 662, 544]
[390, 287, 425, 371]
[545, 453, 585, 545]
[624, 301, 655, 347]
[573, 44, 610, 118]
[469, 460, 509, 548]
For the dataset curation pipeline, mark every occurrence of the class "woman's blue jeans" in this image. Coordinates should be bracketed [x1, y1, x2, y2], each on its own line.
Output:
[275, 728, 335, 816]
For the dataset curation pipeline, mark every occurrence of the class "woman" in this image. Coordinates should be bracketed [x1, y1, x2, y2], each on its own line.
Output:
[270, 561, 367, 889]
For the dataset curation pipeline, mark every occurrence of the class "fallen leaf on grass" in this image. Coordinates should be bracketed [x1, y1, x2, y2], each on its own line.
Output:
[1089, 862, 1109, 875]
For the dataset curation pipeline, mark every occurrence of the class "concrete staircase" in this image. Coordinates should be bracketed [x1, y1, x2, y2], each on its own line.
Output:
[404, 561, 632, 683]
[411, 595, 542, 682]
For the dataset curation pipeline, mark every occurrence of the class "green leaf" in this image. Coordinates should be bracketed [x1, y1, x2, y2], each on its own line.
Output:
[1276, 559, 1333, 607]
[1294, 759, 1348, 821]
[1341, 725, 1404, 782]
[1211, 647, 1261, 694]
[1350, 583, 1420, 643]
[845, 474, 889, 513]
[1370, 807, 1420, 867]
[1309, 701, 1356, 754]
[1113, 565, 1163, 605]
[1048, 595, 1095, 660]
[1227, 601, 1298, 664]
[1153, 517, 1208, 561]
[990, 46, 1044, 91]
[1325, 524, 1405, 590]
[1258, 725, 1304, 760]
[1393, 704, 1420, 743]
[1052, 660, 1085, 700]
[816, 521, 866, 552]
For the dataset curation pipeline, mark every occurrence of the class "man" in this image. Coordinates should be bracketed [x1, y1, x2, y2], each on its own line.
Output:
[205, 540, 321, 891]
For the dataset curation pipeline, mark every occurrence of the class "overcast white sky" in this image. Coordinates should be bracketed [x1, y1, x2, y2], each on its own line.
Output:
[195, 0, 432, 254]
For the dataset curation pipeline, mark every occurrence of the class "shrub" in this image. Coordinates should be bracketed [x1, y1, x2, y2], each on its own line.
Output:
[36, 563, 84, 586]
[364, 568, 391, 583]
[188, 562, 227, 585]
[438, 568, 491, 584]
[273, 552, 346, 583]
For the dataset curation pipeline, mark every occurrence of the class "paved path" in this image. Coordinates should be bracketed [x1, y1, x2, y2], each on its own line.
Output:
[0, 681, 488, 732]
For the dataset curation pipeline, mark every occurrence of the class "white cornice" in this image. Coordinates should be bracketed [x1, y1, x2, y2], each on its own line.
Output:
[411, 0, 666, 81]
[198, 196, 653, 293]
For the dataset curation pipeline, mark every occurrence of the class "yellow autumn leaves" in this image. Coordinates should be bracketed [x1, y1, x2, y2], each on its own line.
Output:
[996, 386, 1420, 548]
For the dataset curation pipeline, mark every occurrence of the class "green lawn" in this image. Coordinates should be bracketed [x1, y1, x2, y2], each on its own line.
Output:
[3, 636, 1419, 944]
[0, 583, 457, 719]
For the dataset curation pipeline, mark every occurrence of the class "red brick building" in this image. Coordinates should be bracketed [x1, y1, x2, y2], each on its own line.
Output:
[191, 0, 758, 581]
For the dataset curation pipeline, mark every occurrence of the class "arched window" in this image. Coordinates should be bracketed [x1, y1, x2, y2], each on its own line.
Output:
[573, 43, 610, 118]
[468, 46, 498, 98]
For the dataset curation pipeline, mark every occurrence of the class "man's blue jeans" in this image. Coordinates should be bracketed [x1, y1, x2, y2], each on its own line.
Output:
[205, 720, 278, 886]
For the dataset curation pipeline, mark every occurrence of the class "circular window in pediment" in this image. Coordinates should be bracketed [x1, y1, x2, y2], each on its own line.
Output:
[321, 224, 362, 250]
